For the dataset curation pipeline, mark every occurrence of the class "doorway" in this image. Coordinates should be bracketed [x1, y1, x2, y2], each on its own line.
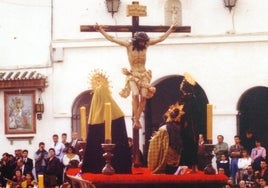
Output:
[71, 90, 92, 137]
[144, 75, 209, 164]
[237, 86, 268, 148]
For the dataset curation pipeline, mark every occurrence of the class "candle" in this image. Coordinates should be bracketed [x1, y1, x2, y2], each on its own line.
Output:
[38, 174, 44, 188]
[80, 106, 87, 141]
[104, 102, 112, 143]
[206, 104, 213, 142]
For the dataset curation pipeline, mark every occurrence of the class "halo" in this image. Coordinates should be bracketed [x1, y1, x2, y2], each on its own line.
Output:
[184, 72, 196, 86]
[88, 69, 110, 91]
[165, 102, 185, 123]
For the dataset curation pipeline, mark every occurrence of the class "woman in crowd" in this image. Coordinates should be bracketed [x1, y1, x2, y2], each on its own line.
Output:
[62, 146, 80, 169]
[21, 172, 35, 188]
[45, 148, 62, 188]
[218, 154, 230, 177]
[11, 169, 24, 188]
[62, 146, 80, 183]
[237, 149, 252, 183]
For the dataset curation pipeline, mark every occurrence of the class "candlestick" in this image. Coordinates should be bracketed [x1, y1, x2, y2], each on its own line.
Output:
[80, 106, 87, 141]
[101, 143, 115, 175]
[206, 104, 213, 143]
[38, 174, 44, 188]
[104, 102, 112, 143]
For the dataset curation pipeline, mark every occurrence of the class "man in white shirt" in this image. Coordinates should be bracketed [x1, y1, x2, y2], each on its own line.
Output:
[51, 134, 65, 162]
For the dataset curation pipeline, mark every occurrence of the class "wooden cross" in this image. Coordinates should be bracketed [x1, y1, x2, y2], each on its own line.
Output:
[81, 1, 191, 36]
[80, 1, 191, 168]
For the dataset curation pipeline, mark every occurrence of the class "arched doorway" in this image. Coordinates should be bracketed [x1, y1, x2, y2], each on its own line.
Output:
[144, 75, 209, 164]
[237, 86, 268, 148]
[71, 90, 92, 137]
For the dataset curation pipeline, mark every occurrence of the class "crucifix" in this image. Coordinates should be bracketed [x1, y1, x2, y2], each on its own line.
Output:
[81, 1, 191, 168]
[81, 1, 190, 36]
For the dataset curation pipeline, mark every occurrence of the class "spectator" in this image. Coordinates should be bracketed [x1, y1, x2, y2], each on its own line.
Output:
[62, 146, 80, 169]
[62, 146, 80, 184]
[214, 135, 229, 170]
[243, 165, 255, 187]
[226, 177, 235, 187]
[51, 134, 65, 162]
[237, 149, 252, 183]
[61, 133, 70, 153]
[34, 142, 49, 178]
[0, 153, 15, 187]
[238, 180, 247, 188]
[69, 132, 83, 159]
[21, 172, 36, 188]
[11, 168, 24, 187]
[45, 148, 62, 187]
[241, 129, 256, 156]
[217, 154, 230, 177]
[254, 170, 261, 187]
[259, 177, 268, 188]
[259, 160, 268, 180]
[218, 167, 226, 175]
[197, 134, 210, 171]
[223, 177, 236, 188]
[229, 135, 244, 182]
[251, 139, 266, 171]
[22, 150, 33, 175]
[15, 158, 32, 176]
[14, 149, 22, 161]
[223, 184, 232, 188]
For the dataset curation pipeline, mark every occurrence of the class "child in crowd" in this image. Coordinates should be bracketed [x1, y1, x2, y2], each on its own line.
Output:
[218, 154, 230, 177]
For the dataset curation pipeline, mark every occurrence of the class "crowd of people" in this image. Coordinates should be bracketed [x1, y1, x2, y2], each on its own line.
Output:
[213, 131, 268, 188]
[0, 126, 264, 188]
[0, 132, 83, 188]
[1, 128, 268, 188]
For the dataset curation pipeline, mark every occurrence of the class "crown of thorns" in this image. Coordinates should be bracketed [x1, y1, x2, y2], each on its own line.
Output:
[133, 32, 149, 42]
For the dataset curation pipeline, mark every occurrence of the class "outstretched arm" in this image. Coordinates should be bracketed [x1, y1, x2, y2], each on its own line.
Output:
[148, 23, 177, 45]
[94, 23, 129, 47]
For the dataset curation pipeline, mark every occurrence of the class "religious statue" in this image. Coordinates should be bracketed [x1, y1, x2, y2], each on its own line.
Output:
[147, 102, 184, 174]
[94, 23, 176, 129]
[81, 70, 132, 174]
[179, 73, 199, 173]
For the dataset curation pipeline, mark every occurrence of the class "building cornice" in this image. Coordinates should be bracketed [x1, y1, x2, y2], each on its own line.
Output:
[51, 32, 268, 49]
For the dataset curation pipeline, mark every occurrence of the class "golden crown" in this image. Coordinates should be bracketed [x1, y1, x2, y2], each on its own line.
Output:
[89, 69, 110, 91]
[165, 102, 185, 123]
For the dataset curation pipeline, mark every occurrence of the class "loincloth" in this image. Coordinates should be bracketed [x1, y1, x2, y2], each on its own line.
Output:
[119, 68, 156, 99]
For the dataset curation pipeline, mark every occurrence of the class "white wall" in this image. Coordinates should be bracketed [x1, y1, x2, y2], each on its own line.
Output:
[0, 0, 268, 160]
[0, 0, 51, 68]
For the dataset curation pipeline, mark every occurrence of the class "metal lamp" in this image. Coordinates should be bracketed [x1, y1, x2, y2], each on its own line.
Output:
[105, 0, 120, 17]
[223, 0, 237, 12]
[35, 98, 44, 120]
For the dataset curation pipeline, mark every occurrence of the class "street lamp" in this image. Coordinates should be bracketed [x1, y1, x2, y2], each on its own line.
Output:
[106, 0, 120, 17]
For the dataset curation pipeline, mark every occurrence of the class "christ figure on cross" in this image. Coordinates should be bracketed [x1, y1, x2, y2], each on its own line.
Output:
[94, 23, 176, 129]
